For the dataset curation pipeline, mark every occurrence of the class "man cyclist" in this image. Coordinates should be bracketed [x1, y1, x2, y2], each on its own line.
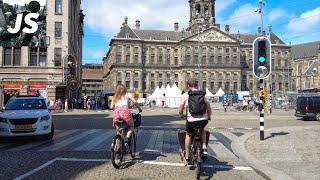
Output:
[179, 78, 212, 165]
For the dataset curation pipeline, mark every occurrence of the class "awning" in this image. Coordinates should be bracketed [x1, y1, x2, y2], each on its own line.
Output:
[29, 85, 47, 90]
[3, 84, 22, 90]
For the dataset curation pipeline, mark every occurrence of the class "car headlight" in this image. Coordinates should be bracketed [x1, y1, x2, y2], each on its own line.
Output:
[0, 117, 8, 123]
[40, 115, 51, 122]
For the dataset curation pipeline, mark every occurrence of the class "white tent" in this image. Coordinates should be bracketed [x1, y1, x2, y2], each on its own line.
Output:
[214, 88, 225, 97]
[205, 88, 215, 97]
[237, 91, 250, 100]
[166, 83, 182, 108]
[148, 86, 160, 99]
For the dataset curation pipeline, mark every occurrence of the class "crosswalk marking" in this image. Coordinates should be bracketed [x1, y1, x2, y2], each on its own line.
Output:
[8, 129, 80, 151]
[38, 129, 97, 151]
[0, 128, 243, 157]
[144, 130, 159, 152]
[74, 130, 114, 151]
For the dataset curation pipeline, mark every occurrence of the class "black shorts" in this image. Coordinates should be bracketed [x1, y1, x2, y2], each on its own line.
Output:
[186, 120, 208, 136]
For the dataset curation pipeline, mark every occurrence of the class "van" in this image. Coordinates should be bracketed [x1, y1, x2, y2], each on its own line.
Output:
[295, 95, 320, 121]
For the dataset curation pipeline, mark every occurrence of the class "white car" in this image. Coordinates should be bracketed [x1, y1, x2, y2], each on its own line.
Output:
[0, 96, 54, 140]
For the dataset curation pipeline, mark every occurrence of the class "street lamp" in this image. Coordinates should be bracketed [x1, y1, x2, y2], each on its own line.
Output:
[312, 67, 318, 89]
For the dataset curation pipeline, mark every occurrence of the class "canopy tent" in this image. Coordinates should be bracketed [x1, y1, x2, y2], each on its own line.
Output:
[205, 88, 215, 97]
[214, 88, 225, 97]
[166, 83, 182, 108]
[147, 86, 160, 99]
[236, 91, 250, 100]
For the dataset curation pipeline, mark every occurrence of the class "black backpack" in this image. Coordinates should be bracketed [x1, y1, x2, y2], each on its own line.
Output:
[188, 90, 206, 116]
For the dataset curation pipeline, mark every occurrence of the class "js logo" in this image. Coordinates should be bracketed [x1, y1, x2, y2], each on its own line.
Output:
[7, 1, 41, 34]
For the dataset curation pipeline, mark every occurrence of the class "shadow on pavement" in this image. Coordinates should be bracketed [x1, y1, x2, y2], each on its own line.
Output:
[265, 131, 289, 140]
[200, 156, 232, 180]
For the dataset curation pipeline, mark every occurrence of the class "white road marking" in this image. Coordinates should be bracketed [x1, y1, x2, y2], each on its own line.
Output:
[14, 157, 253, 179]
[8, 129, 80, 151]
[14, 158, 59, 180]
[140, 126, 183, 129]
[74, 130, 113, 151]
[228, 128, 234, 130]
[38, 129, 97, 151]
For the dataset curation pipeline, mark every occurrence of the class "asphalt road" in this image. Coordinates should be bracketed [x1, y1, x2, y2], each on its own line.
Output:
[0, 108, 318, 179]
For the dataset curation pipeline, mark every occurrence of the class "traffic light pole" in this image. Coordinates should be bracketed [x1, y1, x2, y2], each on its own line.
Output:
[259, 79, 265, 140]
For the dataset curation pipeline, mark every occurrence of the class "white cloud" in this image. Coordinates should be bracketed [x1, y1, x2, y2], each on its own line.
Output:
[83, 0, 237, 35]
[267, 8, 287, 23]
[216, 0, 237, 14]
[83, 0, 188, 35]
[287, 6, 320, 33]
[224, 4, 260, 33]
[3, 0, 46, 6]
[84, 48, 106, 59]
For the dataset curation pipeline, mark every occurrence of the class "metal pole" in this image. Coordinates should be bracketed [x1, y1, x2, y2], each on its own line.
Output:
[259, 79, 265, 140]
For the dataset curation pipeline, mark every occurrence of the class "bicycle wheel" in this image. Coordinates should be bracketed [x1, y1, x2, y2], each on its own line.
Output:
[196, 148, 202, 179]
[129, 132, 137, 158]
[111, 135, 123, 169]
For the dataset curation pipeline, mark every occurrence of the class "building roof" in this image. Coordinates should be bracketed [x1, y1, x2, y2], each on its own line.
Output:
[115, 24, 287, 45]
[82, 69, 104, 80]
[291, 41, 320, 59]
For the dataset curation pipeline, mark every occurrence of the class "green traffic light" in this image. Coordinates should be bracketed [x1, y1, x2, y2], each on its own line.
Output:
[259, 56, 266, 63]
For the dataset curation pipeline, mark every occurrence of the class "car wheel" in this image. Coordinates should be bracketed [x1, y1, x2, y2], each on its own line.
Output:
[44, 124, 54, 140]
[316, 114, 320, 121]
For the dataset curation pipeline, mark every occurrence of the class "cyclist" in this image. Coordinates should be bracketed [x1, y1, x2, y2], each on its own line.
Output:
[111, 84, 142, 144]
[179, 78, 212, 165]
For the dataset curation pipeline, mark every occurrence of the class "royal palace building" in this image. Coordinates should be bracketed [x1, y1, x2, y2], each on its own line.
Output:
[0, 0, 84, 107]
[103, 0, 293, 97]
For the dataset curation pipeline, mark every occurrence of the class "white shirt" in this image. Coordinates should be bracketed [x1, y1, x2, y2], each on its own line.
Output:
[115, 93, 131, 108]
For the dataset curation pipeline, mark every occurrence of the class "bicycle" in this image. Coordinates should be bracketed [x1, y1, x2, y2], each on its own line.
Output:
[110, 113, 141, 169]
[188, 126, 205, 179]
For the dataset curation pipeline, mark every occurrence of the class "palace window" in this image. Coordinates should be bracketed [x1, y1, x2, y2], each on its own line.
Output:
[54, 48, 62, 66]
[55, 0, 63, 14]
[4, 47, 21, 66]
[55, 22, 62, 38]
[29, 47, 47, 67]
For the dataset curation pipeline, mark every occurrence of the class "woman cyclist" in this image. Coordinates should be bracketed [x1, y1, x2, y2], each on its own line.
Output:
[111, 84, 142, 144]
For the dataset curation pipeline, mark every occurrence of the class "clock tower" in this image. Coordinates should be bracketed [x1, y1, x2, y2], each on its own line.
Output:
[188, 0, 216, 34]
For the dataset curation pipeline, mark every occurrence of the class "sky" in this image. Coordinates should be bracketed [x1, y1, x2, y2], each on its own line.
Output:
[4, 0, 320, 65]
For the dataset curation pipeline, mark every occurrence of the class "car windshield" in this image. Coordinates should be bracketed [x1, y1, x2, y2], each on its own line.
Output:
[5, 99, 47, 110]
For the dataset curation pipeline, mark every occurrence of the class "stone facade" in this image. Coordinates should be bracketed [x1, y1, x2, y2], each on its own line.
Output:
[291, 41, 320, 90]
[103, 0, 292, 97]
[82, 64, 104, 99]
[0, 0, 83, 107]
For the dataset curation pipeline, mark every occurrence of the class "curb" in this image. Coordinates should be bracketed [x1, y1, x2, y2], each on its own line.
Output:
[231, 125, 320, 180]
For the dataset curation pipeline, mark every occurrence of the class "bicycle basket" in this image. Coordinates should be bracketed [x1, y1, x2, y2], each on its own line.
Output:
[133, 113, 142, 127]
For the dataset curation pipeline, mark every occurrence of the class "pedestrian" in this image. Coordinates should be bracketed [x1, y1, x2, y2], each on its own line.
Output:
[87, 99, 91, 110]
[54, 100, 58, 113]
[64, 100, 68, 112]
[58, 98, 62, 112]
[223, 99, 228, 112]
[162, 94, 166, 108]
[179, 78, 212, 166]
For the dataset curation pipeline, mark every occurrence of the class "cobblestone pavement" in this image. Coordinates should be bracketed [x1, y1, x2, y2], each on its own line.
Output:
[0, 128, 263, 180]
[1, 109, 318, 179]
[245, 126, 320, 180]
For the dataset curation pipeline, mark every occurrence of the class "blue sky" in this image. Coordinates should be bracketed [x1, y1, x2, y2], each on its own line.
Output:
[81, 0, 320, 64]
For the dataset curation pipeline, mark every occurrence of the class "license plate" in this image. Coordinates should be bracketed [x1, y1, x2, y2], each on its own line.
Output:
[15, 125, 33, 130]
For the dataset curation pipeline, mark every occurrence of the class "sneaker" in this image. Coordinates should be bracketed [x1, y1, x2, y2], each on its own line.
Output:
[203, 148, 208, 155]
[185, 159, 193, 167]
[202, 149, 208, 161]
[125, 138, 131, 146]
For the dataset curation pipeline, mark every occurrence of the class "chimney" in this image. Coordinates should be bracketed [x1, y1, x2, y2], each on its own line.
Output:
[258, 27, 262, 34]
[174, 22, 179, 32]
[215, 24, 220, 30]
[225, 25, 230, 33]
[135, 20, 140, 29]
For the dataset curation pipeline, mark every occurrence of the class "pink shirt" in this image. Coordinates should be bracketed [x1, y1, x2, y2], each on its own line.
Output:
[180, 90, 209, 122]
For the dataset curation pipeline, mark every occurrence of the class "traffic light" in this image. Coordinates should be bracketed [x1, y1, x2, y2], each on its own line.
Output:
[253, 37, 271, 79]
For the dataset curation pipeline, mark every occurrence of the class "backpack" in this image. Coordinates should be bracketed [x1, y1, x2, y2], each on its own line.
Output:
[188, 90, 206, 116]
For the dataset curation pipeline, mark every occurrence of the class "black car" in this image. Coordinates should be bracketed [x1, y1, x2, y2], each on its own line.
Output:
[295, 95, 320, 121]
